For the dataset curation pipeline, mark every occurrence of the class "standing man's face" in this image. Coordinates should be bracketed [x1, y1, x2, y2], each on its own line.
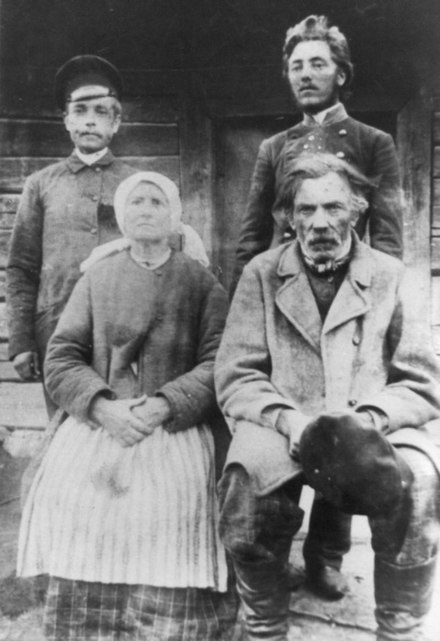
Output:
[64, 87, 121, 154]
[287, 40, 346, 114]
[292, 172, 358, 263]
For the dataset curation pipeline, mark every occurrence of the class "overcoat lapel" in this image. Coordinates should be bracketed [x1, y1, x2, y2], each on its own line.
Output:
[275, 237, 373, 348]
[323, 239, 373, 334]
[275, 245, 322, 353]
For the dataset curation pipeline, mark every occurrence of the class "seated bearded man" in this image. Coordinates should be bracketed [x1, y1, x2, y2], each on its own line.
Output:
[215, 152, 440, 641]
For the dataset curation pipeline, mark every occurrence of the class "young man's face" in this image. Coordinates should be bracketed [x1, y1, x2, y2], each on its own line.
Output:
[287, 40, 346, 114]
[64, 86, 121, 154]
[292, 171, 358, 263]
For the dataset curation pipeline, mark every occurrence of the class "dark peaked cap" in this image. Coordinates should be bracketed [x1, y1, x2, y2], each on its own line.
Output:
[55, 55, 123, 109]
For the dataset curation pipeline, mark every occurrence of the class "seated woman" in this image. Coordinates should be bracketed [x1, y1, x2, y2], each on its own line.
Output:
[17, 172, 237, 641]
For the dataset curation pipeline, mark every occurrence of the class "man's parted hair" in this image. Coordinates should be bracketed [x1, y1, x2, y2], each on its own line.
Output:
[282, 15, 354, 96]
[279, 153, 372, 217]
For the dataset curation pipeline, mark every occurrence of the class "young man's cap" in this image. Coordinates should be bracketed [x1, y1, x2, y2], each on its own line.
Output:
[55, 55, 122, 110]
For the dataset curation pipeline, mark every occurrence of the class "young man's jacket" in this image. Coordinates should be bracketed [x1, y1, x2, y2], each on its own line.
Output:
[216, 235, 440, 495]
[233, 104, 402, 288]
[6, 150, 136, 362]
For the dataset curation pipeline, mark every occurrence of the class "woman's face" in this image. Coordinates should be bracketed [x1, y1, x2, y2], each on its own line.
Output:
[123, 182, 172, 242]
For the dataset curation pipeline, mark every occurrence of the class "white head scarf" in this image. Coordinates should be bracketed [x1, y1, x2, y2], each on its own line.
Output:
[114, 171, 182, 235]
[81, 171, 209, 271]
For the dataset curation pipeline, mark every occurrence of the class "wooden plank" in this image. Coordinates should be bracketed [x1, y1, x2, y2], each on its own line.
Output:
[0, 231, 11, 269]
[0, 382, 47, 430]
[434, 113, 440, 145]
[433, 178, 440, 205]
[431, 276, 440, 326]
[0, 155, 180, 192]
[433, 147, 440, 177]
[0, 342, 9, 361]
[0, 269, 5, 300]
[432, 205, 440, 228]
[396, 94, 432, 304]
[0, 195, 19, 215]
[0, 120, 178, 157]
[431, 237, 440, 273]
[179, 74, 213, 256]
[0, 301, 7, 340]
[0, 360, 20, 382]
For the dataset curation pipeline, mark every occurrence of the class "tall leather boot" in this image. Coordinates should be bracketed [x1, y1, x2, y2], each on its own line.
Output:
[374, 556, 438, 641]
[232, 556, 291, 641]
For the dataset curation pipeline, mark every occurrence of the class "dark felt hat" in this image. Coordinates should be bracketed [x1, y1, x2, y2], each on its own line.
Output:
[299, 412, 413, 516]
[55, 55, 122, 110]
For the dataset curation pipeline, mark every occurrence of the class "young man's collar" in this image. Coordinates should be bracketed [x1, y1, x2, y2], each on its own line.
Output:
[302, 102, 347, 127]
[75, 147, 109, 166]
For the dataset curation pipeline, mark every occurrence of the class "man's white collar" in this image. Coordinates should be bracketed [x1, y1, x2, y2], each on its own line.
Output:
[75, 147, 108, 166]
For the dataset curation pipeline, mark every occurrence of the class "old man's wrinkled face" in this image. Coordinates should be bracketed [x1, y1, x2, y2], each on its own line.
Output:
[124, 182, 172, 242]
[292, 172, 358, 263]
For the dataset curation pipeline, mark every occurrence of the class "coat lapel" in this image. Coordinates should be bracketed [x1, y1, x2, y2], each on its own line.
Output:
[275, 244, 322, 353]
[275, 237, 373, 347]
[323, 238, 372, 334]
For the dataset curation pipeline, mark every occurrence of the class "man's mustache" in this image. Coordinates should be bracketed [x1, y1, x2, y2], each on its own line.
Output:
[309, 236, 338, 246]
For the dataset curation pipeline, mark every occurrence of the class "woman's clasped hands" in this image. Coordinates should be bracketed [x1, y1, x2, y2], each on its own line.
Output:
[89, 394, 172, 447]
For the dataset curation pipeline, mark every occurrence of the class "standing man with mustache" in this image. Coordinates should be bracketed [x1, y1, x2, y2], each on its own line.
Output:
[231, 15, 403, 601]
[233, 14, 402, 290]
[6, 55, 208, 416]
[6, 56, 135, 416]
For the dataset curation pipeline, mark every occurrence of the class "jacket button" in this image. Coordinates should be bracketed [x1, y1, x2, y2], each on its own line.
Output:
[348, 399, 357, 407]
[95, 166, 102, 172]
[308, 135, 315, 140]
[92, 195, 98, 201]
[336, 151, 345, 158]
[339, 129, 347, 136]
[352, 336, 360, 345]
[90, 227, 97, 235]
[303, 144, 309, 149]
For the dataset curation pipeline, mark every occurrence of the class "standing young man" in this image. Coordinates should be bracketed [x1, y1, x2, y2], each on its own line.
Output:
[233, 15, 402, 288]
[231, 15, 404, 599]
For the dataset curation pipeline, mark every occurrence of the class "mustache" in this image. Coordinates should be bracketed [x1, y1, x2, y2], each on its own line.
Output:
[309, 235, 338, 246]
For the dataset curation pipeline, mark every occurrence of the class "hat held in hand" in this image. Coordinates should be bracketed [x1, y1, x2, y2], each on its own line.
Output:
[299, 412, 413, 516]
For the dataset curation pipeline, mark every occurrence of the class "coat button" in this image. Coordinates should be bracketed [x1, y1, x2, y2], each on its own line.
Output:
[92, 195, 98, 201]
[348, 399, 357, 407]
[339, 129, 347, 136]
[352, 336, 360, 345]
[95, 166, 102, 172]
[303, 144, 309, 149]
[336, 151, 345, 158]
[308, 135, 315, 141]
[90, 227, 97, 235]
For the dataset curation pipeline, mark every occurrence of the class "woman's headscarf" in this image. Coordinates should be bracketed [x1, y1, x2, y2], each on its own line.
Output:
[81, 171, 206, 272]
[114, 171, 182, 235]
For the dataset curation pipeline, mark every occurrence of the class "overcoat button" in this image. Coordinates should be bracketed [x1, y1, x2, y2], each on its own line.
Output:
[348, 399, 357, 407]
[308, 135, 315, 141]
[339, 129, 347, 136]
[336, 151, 345, 158]
[352, 336, 360, 345]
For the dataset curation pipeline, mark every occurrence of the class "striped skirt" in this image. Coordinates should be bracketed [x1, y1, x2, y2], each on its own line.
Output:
[17, 416, 228, 591]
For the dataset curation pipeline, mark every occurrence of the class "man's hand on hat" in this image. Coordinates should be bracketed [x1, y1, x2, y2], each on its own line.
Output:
[13, 351, 41, 381]
[276, 409, 313, 460]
